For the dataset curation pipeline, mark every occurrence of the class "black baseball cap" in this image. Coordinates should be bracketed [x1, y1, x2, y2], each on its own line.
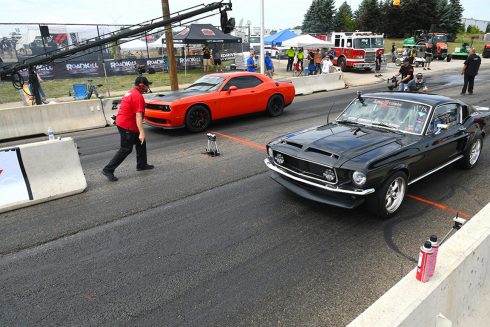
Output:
[135, 76, 152, 86]
[403, 58, 410, 63]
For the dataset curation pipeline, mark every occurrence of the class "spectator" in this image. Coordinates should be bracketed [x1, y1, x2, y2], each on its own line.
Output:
[314, 49, 322, 74]
[264, 51, 274, 78]
[247, 52, 257, 72]
[296, 48, 304, 70]
[286, 47, 295, 71]
[321, 55, 332, 74]
[102, 76, 154, 182]
[406, 72, 428, 92]
[28, 67, 48, 104]
[461, 48, 481, 95]
[307, 50, 316, 75]
[424, 43, 432, 70]
[375, 52, 382, 76]
[394, 58, 414, 91]
[202, 44, 211, 72]
[212, 45, 222, 72]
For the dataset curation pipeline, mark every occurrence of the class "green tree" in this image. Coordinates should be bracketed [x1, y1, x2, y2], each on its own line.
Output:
[398, 0, 438, 37]
[378, 0, 403, 38]
[302, 0, 336, 33]
[355, 0, 382, 32]
[466, 25, 481, 34]
[446, 0, 464, 36]
[334, 1, 356, 31]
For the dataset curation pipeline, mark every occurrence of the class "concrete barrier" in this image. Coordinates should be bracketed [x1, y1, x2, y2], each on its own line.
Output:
[348, 203, 490, 327]
[0, 137, 87, 213]
[291, 71, 345, 95]
[100, 97, 122, 125]
[0, 99, 107, 141]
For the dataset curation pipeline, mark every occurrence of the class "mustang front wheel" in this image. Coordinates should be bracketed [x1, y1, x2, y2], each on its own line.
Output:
[368, 171, 407, 219]
[459, 135, 482, 169]
[185, 105, 211, 132]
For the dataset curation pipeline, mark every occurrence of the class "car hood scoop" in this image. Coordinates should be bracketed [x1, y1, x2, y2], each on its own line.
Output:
[284, 124, 403, 161]
[145, 89, 207, 102]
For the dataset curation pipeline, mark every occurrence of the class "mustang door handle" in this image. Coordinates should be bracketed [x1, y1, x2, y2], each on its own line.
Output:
[458, 126, 466, 132]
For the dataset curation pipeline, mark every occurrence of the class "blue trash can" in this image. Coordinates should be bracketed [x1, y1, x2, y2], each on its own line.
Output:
[303, 68, 309, 76]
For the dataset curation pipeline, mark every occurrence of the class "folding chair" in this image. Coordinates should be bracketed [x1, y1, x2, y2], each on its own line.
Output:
[72, 83, 88, 100]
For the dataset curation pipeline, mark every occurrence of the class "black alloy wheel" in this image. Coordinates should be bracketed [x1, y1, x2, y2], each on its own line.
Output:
[185, 105, 211, 132]
[266, 94, 285, 117]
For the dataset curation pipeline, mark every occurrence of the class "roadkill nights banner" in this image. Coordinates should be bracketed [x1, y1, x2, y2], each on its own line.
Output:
[0, 148, 33, 207]
[16, 54, 235, 79]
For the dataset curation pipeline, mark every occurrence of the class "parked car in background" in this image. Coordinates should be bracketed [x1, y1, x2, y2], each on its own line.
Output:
[143, 72, 295, 132]
[265, 92, 489, 218]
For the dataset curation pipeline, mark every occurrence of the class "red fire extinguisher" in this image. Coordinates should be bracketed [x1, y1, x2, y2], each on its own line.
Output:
[416, 241, 433, 282]
[427, 235, 439, 277]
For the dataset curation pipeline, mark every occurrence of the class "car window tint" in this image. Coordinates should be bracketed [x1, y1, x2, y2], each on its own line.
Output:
[431, 104, 460, 127]
[223, 76, 263, 90]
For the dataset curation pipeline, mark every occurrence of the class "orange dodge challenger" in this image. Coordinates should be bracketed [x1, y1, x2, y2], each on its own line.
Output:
[143, 72, 295, 132]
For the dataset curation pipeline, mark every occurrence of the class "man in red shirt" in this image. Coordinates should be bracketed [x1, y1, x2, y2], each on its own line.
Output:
[102, 76, 154, 181]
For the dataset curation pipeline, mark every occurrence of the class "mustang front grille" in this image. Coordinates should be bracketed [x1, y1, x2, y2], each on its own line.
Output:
[272, 151, 338, 185]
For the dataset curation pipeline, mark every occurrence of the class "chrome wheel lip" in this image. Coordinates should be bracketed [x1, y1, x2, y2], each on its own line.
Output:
[385, 177, 406, 214]
[469, 139, 482, 166]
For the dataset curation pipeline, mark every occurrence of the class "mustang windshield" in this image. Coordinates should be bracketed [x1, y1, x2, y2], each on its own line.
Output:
[337, 98, 431, 135]
[187, 76, 225, 91]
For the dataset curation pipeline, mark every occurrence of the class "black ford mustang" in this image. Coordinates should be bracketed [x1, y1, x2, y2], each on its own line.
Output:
[265, 92, 489, 218]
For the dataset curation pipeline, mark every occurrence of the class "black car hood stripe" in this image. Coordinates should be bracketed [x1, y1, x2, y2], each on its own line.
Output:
[145, 89, 208, 102]
[282, 124, 404, 165]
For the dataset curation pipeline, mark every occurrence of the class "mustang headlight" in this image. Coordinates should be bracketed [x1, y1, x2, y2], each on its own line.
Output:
[274, 153, 285, 165]
[323, 167, 336, 182]
[268, 147, 274, 158]
[352, 171, 367, 186]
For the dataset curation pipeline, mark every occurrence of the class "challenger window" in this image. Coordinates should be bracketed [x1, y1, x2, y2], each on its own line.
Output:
[336, 97, 431, 135]
[428, 104, 460, 133]
[186, 76, 225, 91]
[222, 76, 263, 90]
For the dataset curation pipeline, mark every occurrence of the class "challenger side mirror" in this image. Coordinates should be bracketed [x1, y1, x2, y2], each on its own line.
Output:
[227, 86, 238, 93]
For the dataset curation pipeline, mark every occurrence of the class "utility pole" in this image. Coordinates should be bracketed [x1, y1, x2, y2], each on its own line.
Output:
[161, 0, 178, 91]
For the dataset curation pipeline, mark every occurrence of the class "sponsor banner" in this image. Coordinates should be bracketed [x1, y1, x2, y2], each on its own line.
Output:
[146, 58, 167, 72]
[220, 52, 235, 61]
[176, 55, 202, 69]
[106, 59, 140, 75]
[63, 61, 103, 76]
[0, 148, 33, 207]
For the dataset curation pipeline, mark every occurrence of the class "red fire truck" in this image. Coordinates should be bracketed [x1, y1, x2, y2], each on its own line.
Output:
[330, 32, 385, 71]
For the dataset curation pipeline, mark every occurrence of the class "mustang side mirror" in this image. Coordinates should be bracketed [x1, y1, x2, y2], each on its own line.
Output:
[228, 86, 238, 93]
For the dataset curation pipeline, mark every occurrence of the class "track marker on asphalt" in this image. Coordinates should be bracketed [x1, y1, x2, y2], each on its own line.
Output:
[209, 131, 266, 151]
[210, 130, 472, 218]
[406, 194, 472, 218]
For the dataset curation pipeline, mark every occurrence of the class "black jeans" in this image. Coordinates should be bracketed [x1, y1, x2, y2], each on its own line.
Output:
[462, 74, 476, 94]
[287, 57, 294, 71]
[104, 126, 147, 173]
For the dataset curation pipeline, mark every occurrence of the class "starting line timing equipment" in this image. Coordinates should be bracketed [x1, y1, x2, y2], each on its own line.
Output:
[205, 133, 220, 156]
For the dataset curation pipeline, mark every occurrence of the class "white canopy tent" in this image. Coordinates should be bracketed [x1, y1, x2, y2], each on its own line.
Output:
[147, 35, 185, 48]
[281, 34, 333, 48]
[120, 39, 148, 51]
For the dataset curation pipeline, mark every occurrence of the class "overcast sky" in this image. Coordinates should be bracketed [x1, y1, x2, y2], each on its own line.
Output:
[0, 0, 487, 33]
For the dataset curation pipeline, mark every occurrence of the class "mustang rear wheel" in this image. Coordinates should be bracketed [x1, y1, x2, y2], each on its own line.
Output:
[185, 105, 211, 132]
[266, 94, 285, 117]
[459, 135, 483, 169]
[368, 171, 407, 219]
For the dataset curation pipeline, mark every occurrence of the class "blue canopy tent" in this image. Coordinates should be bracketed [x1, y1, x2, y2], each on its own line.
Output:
[264, 29, 297, 46]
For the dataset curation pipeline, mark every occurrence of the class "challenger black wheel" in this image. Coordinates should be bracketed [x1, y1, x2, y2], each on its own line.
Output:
[266, 94, 284, 117]
[458, 135, 482, 169]
[185, 105, 211, 132]
[367, 171, 407, 219]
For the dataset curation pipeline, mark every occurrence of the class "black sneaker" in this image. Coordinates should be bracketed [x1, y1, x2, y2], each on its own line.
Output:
[102, 170, 118, 181]
[137, 164, 154, 171]
[468, 92, 473, 95]
[460, 92, 466, 95]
